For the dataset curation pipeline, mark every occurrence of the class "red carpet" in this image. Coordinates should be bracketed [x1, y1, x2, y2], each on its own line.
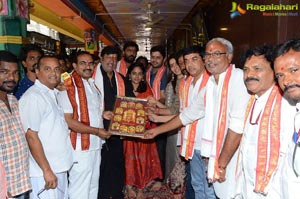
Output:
[124, 182, 185, 199]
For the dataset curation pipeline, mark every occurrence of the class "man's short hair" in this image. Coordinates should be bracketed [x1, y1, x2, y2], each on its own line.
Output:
[92, 54, 100, 62]
[207, 37, 234, 55]
[182, 46, 205, 59]
[123, 41, 139, 52]
[136, 56, 148, 67]
[36, 55, 58, 70]
[75, 51, 92, 63]
[273, 38, 300, 60]
[20, 44, 44, 62]
[240, 44, 274, 69]
[150, 45, 166, 58]
[175, 48, 185, 64]
[100, 46, 121, 60]
[0, 50, 18, 63]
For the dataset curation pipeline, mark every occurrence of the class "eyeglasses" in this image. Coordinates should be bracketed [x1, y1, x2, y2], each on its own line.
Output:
[78, 61, 95, 67]
[204, 52, 227, 59]
[37, 187, 65, 199]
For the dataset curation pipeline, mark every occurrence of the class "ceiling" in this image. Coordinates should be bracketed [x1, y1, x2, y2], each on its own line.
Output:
[33, 0, 214, 53]
[95, 0, 199, 52]
[84, 0, 213, 54]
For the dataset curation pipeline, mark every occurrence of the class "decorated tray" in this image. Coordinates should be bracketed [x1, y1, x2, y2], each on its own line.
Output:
[109, 96, 147, 138]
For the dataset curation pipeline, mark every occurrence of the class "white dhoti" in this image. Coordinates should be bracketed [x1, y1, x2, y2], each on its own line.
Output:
[30, 172, 68, 199]
[68, 149, 101, 199]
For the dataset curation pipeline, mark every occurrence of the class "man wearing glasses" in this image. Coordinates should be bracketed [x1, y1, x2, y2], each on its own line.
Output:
[19, 55, 73, 199]
[145, 38, 250, 198]
[236, 45, 295, 198]
[57, 51, 111, 199]
[274, 38, 300, 198]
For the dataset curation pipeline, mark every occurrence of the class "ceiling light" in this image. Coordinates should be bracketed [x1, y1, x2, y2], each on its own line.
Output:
[220, 27, 228, 31]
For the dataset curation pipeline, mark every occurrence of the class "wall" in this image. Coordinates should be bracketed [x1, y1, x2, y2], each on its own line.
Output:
[204, 0, 300, 65]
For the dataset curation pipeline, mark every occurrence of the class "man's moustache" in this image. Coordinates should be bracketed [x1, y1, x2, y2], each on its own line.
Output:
[205, 61, 214, 67]
[245, 77, 259, 82]
[83, 69, 92, 73]
[284, 84, 300, 93]
[3, 80, 17, 85]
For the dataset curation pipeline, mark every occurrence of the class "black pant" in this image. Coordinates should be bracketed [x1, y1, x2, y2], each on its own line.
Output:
[98, 137, 125, 199]
[155, 133, 167, 180]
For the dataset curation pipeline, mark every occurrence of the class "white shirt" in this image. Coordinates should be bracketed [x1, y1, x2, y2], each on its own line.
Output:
[179, 66, 250, 199]
[281, 101, 300, 199]
[207, 65, 250, 199]
[180, 75, 204, 158]
[57, 77, 104, 151]
[19, 80, 73, 177]
[239, 86, 294, 198]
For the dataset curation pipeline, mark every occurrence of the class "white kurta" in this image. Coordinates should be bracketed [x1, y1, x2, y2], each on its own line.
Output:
[238, 86, 295, 198]
[180, 75, 205, 159]
[206, 65, 250, 199]
[281, 101, 300, 199]
[57, 77, 104, 199]
[57, 77, 104, 151]
[19, 80, 73, 199]
[179, 65, 250, 198]
[19, 80, 73, 177]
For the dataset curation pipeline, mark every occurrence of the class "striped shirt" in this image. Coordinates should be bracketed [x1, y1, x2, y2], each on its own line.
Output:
[0, 94, 31, 196]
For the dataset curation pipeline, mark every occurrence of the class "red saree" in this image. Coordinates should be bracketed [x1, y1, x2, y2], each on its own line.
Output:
[123, 86, 163, 188]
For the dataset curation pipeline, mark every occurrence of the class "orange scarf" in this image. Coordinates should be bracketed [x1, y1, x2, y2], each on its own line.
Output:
[115, 70, 125, 96]
[179, 71, 210, 159]
[213, 64, 233, 179]
[118, 58, 127, 77]
[146, 66, 166, 100]
[64, 71, 90, 150]
[244, 85, 282, 193]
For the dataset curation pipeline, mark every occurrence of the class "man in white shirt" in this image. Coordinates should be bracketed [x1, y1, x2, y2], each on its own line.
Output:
[236, 45, 294, 198]
[274, 38, 300, 198]
[196, 37, 249, 199]
[178, 46, 215, 198]
[145, 38, 250, 198]
[57, 51, 111, 199]
[19, 55, 73, 199]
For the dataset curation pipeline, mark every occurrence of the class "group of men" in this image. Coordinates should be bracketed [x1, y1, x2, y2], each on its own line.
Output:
[0, 40, 169, 199]
[145, 38, 300, 199]
[1, 36, 300, 199]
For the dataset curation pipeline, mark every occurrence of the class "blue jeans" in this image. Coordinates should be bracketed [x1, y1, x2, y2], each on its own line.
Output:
[185, 160, 195, 199]
[190, 150, 216, 199]
[13, 191, 30, 199]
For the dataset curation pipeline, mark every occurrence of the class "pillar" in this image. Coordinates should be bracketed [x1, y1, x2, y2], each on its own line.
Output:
[0, 0, 29, 57]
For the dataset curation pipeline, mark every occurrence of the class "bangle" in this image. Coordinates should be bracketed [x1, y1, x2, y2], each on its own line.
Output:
[219, 166, 226, 172]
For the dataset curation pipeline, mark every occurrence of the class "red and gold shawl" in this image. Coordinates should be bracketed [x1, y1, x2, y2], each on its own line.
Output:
[64, 71, 90, 150]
